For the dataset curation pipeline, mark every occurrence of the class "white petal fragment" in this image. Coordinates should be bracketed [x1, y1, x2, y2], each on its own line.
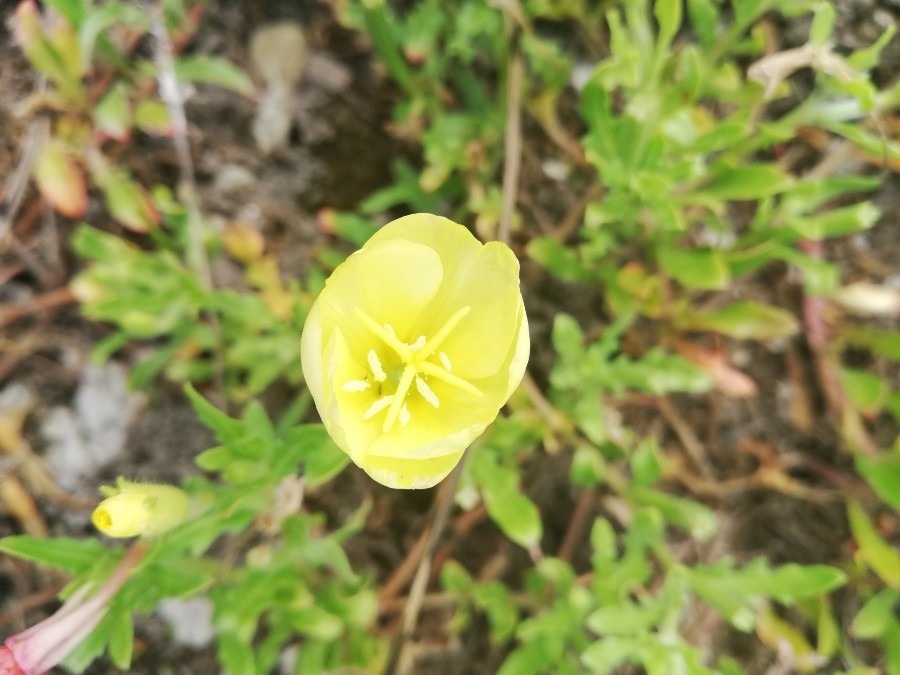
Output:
[415, 376, 440, 408]
[399, 404, 411, 427]
[362, 395, 394, 420]
[368, 349, 387, 382]
[439, 351, 452, 371]
[341, 379, 370, 392]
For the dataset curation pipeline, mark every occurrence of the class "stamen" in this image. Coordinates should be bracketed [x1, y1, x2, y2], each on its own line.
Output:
[439, 351, 452, 371]
[355, 308, 412, 361]
[384, 323, 396, 336]
[383, 365, 417, 433]
[409, 336, 426, 351]
[367, 349, 387, 382]
[416, 376, 440, 408]
[342, 379, 370, 392]
[418, 361, 483, 397]
[399, 404, 411, 427]
[421, 306, 471, 357]
[362, 395, 394, 420]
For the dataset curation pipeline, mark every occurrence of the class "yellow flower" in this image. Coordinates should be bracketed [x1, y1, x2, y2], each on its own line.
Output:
[92, 478, 189, 538]
[301, 213, 529, 489]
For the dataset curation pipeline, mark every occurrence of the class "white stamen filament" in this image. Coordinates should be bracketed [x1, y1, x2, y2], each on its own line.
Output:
[368, 349, 387, 382]
[439, 351, 452, 371]
[342, 379, 370, 392]
[416, 376, 440, 408]
[362, 395, 394, 420]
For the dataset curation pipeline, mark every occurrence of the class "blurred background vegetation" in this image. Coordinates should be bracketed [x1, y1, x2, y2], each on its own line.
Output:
[0, 0, 899, 673]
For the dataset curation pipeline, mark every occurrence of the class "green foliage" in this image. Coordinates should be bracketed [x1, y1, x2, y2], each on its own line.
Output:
[3, 0, 899, 672]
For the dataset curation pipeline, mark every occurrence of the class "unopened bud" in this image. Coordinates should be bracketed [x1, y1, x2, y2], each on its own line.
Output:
[92, 479, 188, 538]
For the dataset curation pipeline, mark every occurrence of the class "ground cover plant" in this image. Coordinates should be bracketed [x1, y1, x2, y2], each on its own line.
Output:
[0, 0, 898, 673]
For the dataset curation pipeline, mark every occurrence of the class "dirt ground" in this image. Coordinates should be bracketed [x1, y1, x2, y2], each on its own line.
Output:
[1, 1, 899, 674]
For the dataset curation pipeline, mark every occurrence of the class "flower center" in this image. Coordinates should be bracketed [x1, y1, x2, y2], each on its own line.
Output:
[342, 306, 483, 432]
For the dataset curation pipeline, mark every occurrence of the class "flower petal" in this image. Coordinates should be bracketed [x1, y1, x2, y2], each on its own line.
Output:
[360, 445, 470, 489]
[321, 238, 443, 344]
[367, 214, 522, 378]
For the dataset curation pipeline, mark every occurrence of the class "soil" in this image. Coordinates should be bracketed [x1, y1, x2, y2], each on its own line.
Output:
[1, 1, 899, 674]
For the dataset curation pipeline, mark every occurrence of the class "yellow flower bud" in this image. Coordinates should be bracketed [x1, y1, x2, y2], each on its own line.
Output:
[300, 214, 530, 489]
[92, 479, 189, 538]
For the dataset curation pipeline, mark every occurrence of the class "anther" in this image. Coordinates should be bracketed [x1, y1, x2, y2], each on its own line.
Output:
[416, 376, 440, 408]
[342, 379, 370, 392]
[368, 349, 387, 382]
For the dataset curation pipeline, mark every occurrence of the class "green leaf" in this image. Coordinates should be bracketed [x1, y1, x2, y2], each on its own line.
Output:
[750, 564, 847, 603]
[79, 3, 148, 66]
[677, 301, 798, 340]
[848, 501, 900, 587]
[840, 368, 888, 415]
[184, 383, 245, 443]
[174, 56, 253, 94]
[134, 99, 172, 135]
[107, 602, 134, 670]
[658, 246, 730, 290]
[285, 424, 350, 486]
[809, 2, 836, 46]
[218, 632, 255, 675]
[630, 437, 662, 487]
[43, 0, 86, 26]
[484, 489, 543, 550]
[790, 202, 880, 240]
[527, 237, 595, 282]
[842, 327, 900, 360]
[856, 453, 900, 510]
[655, 0, 683, 48]
[94, 82, 131, 140]
[686, 0, 719, 48]
[580, 637, 641, 672]
[700, 165, 792, 201]
[586, 601, 665, 636]
[851, 589, 900, 639]
[0, 536, 109, 573]
[628, 487, 717, 540]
